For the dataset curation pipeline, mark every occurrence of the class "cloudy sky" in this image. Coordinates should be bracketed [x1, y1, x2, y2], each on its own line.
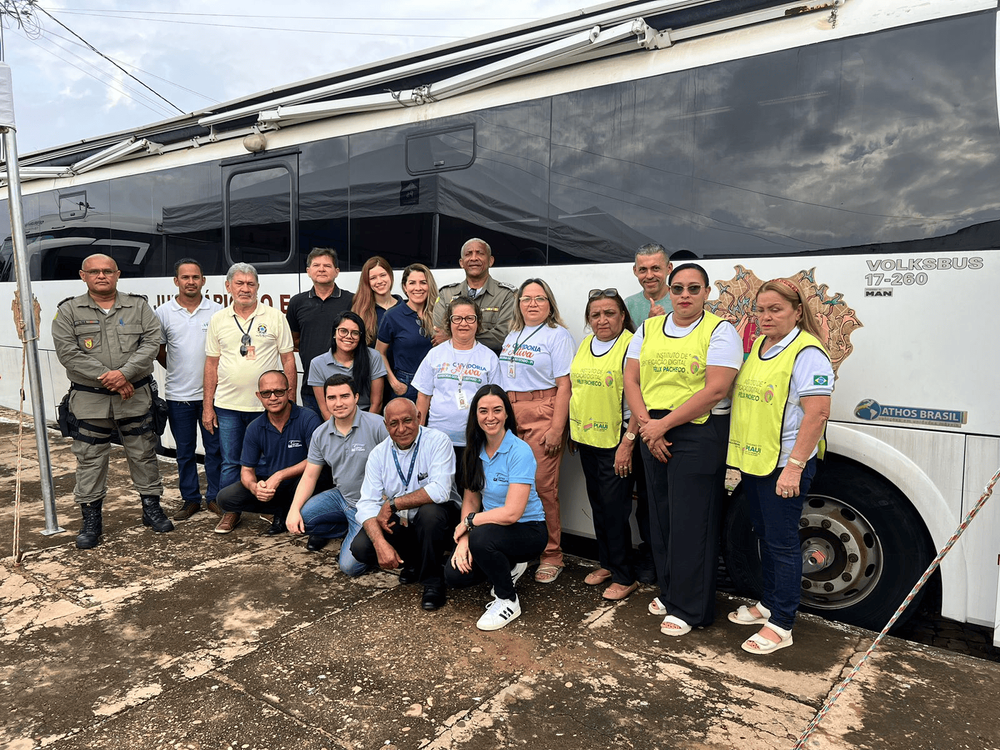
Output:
[1, 0, 588, 155]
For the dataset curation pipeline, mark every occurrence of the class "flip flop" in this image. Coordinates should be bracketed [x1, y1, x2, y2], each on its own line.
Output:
[741, 621, 793, 655]
[727, 602, 770, 626]
[534, 563, 562, 584]
[659, 614, 692, 637]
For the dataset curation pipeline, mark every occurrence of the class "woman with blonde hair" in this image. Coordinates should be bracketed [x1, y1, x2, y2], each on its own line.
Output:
[726, 277, 833, 655]
[351, 256, 402, 346]
[376, 263, 438, 402]
[498, 277, 575, 584]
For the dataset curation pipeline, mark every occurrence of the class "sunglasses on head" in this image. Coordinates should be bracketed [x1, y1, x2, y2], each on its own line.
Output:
[588, 288, 618, 299]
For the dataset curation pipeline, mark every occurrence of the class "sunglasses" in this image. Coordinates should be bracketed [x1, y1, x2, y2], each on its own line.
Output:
[588, 288, 618, 299]
[669, 284, 705, 295]
[259, 389, 288, 398]
[239, 333, 252, 357]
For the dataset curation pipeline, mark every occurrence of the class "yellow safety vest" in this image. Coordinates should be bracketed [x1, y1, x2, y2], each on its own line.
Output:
[728, 329, 828, 476]
[569, 332, 632, 448]
[639, 313, 724, 425]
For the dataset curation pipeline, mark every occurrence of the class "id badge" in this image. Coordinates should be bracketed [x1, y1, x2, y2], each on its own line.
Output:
[456, 389, 469, 410]
[507, 360, 516, 378]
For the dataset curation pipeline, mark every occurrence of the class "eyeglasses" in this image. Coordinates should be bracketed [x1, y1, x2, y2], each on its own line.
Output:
[336, 327, 361, 340]
[588, 288, 618, 299]
[239, 333, 252, 357]
[450, 315, 477, 324]
[519, 296, 548, 304]
[83, 268, 117, 277]
[669, 284, 705, 295]
[259, 389, 287, 398]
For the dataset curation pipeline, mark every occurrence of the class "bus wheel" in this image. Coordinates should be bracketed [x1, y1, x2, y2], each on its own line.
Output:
[722, 459, 934, 631]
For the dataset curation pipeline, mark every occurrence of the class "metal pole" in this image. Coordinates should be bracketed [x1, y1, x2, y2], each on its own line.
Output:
[0, 64, 63, 535]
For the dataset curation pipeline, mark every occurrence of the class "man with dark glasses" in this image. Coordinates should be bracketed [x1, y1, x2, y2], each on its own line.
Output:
[214, 371, 322, 535]
[203, 263, 296, 492]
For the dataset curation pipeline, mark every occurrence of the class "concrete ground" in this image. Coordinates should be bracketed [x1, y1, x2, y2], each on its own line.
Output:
[2, 414, 1000, 750]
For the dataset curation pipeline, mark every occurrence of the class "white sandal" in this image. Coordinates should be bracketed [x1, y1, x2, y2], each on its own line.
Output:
[727, 602, 771, 626]
[659, 614, 692, 637]
[741, 621, 793, 655]
[648, 597, 667, 616]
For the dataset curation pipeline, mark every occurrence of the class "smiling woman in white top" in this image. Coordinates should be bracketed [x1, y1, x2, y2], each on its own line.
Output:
[414, 297, 501, 491]
[497, 277, 575, 584]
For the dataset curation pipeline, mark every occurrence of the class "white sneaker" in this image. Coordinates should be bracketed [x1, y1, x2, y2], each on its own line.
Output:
[490, 562, 529, 598]
[477, 596, 521, 631]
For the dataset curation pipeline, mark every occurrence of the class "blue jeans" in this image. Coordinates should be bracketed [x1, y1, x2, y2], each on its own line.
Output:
[742, 458, 818, 631]
[300, 488, 367, 577]
[215, 407, 260, 489]
[167, 400, 222, 504]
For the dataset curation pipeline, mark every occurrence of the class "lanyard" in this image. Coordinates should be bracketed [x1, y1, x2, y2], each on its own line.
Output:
[391, 432, 421, 489]
[234, 315, 255, 336]
[511, 324, 544, 355]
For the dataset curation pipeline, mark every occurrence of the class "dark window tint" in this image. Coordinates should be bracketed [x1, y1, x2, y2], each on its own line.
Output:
[550, 13, 1000, 260]
[154, 162, 225, 277]
[22, 183, 112, 281]
[406, 125, 476, 174]
[224, 159, 296, 268]
[299, 138, 349, 269]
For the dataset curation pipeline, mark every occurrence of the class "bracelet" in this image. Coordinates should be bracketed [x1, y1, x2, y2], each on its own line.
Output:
[787, 456, 807, 469]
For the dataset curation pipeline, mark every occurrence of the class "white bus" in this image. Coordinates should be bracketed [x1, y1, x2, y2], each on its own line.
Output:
[2, 0, 998, 642]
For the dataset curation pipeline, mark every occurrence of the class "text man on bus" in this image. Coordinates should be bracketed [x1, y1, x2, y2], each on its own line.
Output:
[52, 253, 173, 549]
[432, 238, 516, 354]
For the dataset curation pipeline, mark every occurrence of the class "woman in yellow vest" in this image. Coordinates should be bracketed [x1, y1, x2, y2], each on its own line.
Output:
[727, 278, 833, 655]
[623, 263, 743, 637]
[569, 289, 643, 601]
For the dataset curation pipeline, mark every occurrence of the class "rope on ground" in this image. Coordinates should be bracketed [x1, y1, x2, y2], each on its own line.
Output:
[792, 464, 1000, 749]
[10, 292, 41, 566]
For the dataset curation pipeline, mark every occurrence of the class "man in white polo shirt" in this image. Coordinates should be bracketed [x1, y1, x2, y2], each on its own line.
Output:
[203, 263, 296, 490]
[156, 258, 223, 521]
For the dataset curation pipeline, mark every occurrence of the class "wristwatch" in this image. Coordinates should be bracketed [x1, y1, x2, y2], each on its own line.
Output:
[787, 457, 807, 469]
[465, 512, 477, 531]
[624, 431, 636, 442]
[389, 497, 398, 514]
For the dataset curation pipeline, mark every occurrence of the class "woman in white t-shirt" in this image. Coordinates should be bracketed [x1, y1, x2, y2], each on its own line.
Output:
[414, 296, 501, 490]
[623, 263, 743, 638]
[498, 278, 575, 584]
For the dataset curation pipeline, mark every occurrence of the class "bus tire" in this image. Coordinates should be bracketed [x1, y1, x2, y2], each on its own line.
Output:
[722, 458, 934, 631]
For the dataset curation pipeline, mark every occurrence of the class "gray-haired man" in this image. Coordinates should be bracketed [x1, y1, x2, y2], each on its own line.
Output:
[203, 263, 296, 490]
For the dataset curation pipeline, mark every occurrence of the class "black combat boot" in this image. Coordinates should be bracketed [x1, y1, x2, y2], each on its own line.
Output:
[76, 500, 103, 549]
[141, 495, 175, 533]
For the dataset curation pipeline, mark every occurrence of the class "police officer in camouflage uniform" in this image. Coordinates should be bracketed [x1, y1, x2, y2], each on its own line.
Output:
[432, 238, 515, 355]
[52, 253, 172, 549]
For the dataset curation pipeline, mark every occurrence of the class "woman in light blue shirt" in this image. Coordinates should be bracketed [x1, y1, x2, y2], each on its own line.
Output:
[446, 384, 546, 631]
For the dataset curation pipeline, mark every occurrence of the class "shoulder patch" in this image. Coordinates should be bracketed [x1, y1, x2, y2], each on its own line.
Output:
[496, 281, 517, 291]
[438, 282, 461, 291]
[57, 296, 76, 307]
[127, 292, 149, 301]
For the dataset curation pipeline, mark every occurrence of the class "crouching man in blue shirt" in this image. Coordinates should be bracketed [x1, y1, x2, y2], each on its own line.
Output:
[214, 370, 322, 535]
[286, 374, 389, 575]
[351, 398, 461, 611]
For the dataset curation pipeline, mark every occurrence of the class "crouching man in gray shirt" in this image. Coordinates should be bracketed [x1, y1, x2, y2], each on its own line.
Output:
[287, 374, 388, 575]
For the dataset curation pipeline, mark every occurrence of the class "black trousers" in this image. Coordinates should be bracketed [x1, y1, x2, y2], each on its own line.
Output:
[640, 410, 729, 628]
[444, 520, 547, 600]
[217, 477, 301, 517]
[578, 443, 637, 585]
[351, 502, 460, 588]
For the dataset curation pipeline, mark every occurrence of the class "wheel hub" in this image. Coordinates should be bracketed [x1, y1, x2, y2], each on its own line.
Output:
[797, 495, 884, 609]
